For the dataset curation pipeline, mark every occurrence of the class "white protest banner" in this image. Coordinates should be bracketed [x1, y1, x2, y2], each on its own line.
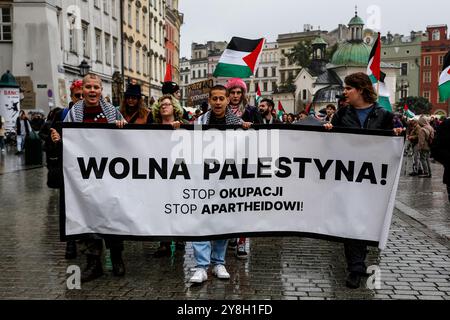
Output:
[62, 125, 404, 249]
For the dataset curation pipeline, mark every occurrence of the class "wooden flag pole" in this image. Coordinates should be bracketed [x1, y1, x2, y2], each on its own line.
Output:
[250, 75, 255, 105]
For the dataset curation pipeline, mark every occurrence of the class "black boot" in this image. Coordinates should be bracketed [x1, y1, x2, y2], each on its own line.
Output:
[153, 242, 171, 258]
[81, 254, 103, 283]
[65, 240, 77, 259]
[111, 250, 125, 277]
[345, 272, 362, 289]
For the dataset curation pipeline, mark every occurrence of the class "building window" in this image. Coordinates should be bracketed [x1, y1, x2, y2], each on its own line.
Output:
[95, 29, 102, 62]
[263, 82, 268, 92]
[136, 9, 140, 32]
[439, 55, 444, 66]
[263, 68, 268, 77]
[280, 58, 286, 67]
[424, 56, 431, 66]
[143, 51, 147, 76]
[272, 81, 277, 91]
[272, 67, 277, 77]
[105, 34, 111, 65]
[432, 30, 440, 41]
[423, 91, 430, 101]
[128, 3, 132, 26]
[128, 44, 132, 71]
[423, 71, 431, 83]
[302, 89, 307, 101]
[0, 7, 12, 41]
[111, 0, 117, 17]
[136, 48, 140, 73]
[203, 69, 207, 78]
[143, 13, 146, 36]
[113, 37, 118, 67]
[400, 63, 408, 76]
[103, 0, 109, 14]
[68, 20, 77, 53]
[82, 22, 89, 57]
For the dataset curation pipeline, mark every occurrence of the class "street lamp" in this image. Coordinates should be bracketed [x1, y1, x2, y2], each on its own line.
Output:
[78, 59, 91, 77]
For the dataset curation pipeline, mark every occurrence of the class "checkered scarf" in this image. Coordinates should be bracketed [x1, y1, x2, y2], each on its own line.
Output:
[197, 107, 243, 125]
[64, 98, 122, 123]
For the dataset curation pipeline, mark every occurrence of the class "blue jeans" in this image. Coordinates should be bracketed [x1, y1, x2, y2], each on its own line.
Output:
[192, 240, 228, 269]
[16, 134, 25, 152]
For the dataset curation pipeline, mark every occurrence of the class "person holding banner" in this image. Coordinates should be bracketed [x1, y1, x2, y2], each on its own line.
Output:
[259, 98, 281, 125]
[151, 94, 188, 257]
[190, 85, 251, 283]
[50, 73, 127, 282]
[120, 83, 153, 124]
[224, 78, 262, 258]
[324, 72, 402, 289]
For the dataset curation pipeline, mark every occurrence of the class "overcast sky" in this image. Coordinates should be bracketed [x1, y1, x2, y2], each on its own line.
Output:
[179, 0, 448, 58]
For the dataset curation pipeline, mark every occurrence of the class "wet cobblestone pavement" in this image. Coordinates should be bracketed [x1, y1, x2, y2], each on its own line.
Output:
[0, 149, 449, 300]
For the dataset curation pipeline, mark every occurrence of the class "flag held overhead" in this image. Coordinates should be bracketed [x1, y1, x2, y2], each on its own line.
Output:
[213, 37, 266, 78]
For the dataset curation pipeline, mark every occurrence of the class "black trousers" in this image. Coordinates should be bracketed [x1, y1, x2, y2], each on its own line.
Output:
[83, 238, 124, 256]
[344, 240, 367, 274]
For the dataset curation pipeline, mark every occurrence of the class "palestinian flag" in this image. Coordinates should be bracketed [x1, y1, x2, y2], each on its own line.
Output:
[404, 105, 415, 119]
[367, 32, 381, 82]
[277, 101, 285, 120]
[439, 51, 450, 102]
[255, 83, 262, 105]
[376, 74, 392, 112]
[366, 33, 392, 112]
[213, 37, 266, 78]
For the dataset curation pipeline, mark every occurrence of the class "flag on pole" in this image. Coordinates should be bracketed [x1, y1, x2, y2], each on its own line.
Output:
[438, 51, 450, 102]
[403, 104, 415, 119]
[366, 32, 392, 111]
[255, 83, 262, 106]
[213, 37, 266, 78]
[164, 63, 173, 82]
[367, 32, 381, 82]
[277, 101, 285, 120]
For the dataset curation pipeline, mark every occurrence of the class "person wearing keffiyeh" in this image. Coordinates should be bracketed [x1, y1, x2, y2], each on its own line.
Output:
[51, 74, 126, 283]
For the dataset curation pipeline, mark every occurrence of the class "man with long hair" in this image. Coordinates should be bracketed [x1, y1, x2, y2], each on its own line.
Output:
[324, 72, 402, 289]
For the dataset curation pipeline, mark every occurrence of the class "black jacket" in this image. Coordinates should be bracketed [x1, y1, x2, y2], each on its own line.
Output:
[331, 103, 394, 130]
[431, 119, 450, 185]
[241, 105, 263, 124]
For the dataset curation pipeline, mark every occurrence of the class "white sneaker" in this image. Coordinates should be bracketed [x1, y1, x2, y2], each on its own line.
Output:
[212, 264, 230, 279]
[189, 268, 208, 283]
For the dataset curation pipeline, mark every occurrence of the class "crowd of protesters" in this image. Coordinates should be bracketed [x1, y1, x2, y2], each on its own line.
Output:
[1, 71, 449, 290]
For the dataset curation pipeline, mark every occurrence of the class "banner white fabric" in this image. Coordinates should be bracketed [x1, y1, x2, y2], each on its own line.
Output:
[62, 126, 404, 249]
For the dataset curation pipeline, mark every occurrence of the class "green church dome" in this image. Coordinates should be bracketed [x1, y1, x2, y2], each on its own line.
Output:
[330, 42, 371, 66]
[312, 37, 328, 46]
[348, 15, 365, 26]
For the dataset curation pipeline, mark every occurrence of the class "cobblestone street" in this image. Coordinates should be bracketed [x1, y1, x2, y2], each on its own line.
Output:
[0, 149, 449, 300]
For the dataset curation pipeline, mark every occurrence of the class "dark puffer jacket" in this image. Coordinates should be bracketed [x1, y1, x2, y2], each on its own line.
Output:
[331, 103, 394, 130]
[431, 119, 450, 185]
